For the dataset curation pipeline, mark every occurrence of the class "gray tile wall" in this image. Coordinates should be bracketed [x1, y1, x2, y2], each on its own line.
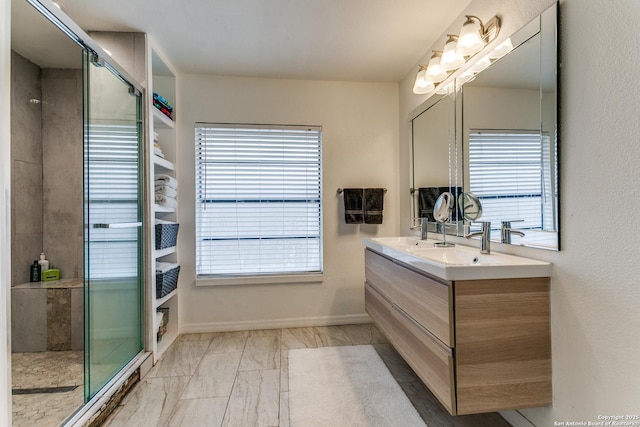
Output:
[11, 53, 84, 284]
[41, 68, 83, 280]
[10, 51, 43, 286]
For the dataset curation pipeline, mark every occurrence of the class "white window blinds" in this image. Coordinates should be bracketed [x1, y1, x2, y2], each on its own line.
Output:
[468, 131, 549, 230]
[195, 124, 322, 277]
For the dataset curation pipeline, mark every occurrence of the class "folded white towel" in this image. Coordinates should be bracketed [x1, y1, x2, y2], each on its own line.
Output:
[154, 147, 165, 158]
[155, 185, 177, 198]
[155, 194, 177, 208]
[154, 174, 178, 189]
[156, 261, 179, 274]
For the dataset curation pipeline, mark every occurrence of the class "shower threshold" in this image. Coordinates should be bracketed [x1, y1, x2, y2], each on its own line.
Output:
[13, 385, 79, 395]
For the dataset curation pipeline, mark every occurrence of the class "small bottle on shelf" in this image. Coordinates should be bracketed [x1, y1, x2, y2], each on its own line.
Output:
[38, 252, 50, 271]
[30, 260, 40, 282]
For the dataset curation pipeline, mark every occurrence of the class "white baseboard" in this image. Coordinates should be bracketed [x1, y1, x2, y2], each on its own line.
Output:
[500, 410, 537, 427]
[180, 313, 373, 334]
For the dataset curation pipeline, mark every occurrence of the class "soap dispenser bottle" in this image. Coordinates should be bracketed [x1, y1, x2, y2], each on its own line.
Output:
[38, 252, 49, 272]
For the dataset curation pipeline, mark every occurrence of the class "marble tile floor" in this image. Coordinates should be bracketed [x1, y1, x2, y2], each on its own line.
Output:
[102, 324, 512, 427]
[11, 350, 84, 427]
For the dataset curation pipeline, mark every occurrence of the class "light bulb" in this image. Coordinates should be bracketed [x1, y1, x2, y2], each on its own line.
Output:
[412, 66, 435, 94]
[469, 55, 492, 73]
[457, 70, 475, 86]
[456, 16, 485, 57]
[424, 51, 448, 83]
[441, 35, 465, 71]
[488, 38, 513, 60]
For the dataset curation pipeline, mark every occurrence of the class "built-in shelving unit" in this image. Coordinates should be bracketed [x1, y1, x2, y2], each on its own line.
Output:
[88, 31, 180, 366]
[148, 42, 179, 362]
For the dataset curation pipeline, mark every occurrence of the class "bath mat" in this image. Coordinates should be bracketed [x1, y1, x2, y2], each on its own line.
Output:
[288, 345, 427, 426]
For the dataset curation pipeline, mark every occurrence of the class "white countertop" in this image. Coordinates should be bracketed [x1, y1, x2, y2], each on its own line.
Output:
[362, 236, 552, 281]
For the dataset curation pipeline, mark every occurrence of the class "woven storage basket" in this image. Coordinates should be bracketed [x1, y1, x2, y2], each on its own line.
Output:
[156, 265, 180, 299]
[155, 222, 179, 250]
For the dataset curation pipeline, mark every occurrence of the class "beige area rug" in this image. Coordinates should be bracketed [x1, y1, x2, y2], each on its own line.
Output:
[288, 345, 427, 427]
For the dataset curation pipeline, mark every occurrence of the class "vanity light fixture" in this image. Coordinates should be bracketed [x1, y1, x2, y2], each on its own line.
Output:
[412, 65, 435, 94]
[412, 13, 501, 96]
[440, 35, 465, 71]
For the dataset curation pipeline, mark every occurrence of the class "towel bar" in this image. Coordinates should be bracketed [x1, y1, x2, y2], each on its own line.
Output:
[336, 188, 387, 195]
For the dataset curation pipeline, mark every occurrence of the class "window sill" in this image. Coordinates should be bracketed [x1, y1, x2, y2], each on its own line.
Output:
[196, 273, 324, 287]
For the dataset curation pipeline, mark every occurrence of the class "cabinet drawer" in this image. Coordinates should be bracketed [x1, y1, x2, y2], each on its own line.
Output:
[365, 283, 456, 414]
[365, 249, 453, 346]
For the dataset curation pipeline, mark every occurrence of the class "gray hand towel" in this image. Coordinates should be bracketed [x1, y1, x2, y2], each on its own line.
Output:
[418, 187, 440, 221]
[364, 188, 384, 224]
[343, 188, 364, 224]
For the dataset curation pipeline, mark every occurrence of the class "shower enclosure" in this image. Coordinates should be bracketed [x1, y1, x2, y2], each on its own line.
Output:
[9, 0, 146, 424]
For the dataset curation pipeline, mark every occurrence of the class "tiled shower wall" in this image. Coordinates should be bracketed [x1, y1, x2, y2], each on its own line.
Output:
[41, 68, 83, 280]
[10, 51, 83, 285]
[10, 52, 43, 286]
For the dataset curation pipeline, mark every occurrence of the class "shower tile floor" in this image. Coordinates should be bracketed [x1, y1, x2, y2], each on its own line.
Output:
[11, 350, 84, 427]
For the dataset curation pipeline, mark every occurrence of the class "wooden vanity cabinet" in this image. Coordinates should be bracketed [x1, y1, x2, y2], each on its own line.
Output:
[364, 248, 551, 415]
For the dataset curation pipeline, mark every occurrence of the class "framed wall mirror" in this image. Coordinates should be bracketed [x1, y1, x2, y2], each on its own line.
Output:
[411, 2, 559, 250]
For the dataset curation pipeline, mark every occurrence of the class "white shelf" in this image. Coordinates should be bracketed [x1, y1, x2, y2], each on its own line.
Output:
[154, 204, 175, 213]
[155, 288, 177, 309]
[154, 246, 176, 258]
[149, 43, 179, 364]
[153, 155, 174, 171]
[152, 107, 174, 129]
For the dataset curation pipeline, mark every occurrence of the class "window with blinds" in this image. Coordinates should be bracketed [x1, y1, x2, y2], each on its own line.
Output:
[195, 124, 322, 278]
[468, 131, 550, 230]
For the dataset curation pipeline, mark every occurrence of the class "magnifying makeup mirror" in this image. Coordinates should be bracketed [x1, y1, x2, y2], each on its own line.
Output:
[433, 192, 455, 247]
[459, 192, 483, 221]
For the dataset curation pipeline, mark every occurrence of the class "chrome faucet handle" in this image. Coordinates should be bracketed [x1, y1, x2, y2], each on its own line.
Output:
[409, 217, 423, 230]
[466, 221, 491, 254]
[410, 217, 429, 240]
[501, 220, 525, 243]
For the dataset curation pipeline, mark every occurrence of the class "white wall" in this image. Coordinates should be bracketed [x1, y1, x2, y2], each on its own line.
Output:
[399, 0, 640, 425]
[176, 74, 399, 331]
[0, 0, 11, 423]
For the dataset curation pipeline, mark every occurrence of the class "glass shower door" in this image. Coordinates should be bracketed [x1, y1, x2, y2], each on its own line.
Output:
[83, 51, 143, 400]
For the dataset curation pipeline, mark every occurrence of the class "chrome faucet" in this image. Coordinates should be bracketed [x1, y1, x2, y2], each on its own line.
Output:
[410, 217, 429, 240]
[501, 220, 525, 244]
[466, 221, 491, 254]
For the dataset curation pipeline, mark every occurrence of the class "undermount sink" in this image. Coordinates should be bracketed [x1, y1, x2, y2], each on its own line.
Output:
[407, 247, 519, 266]
[362, 236, 551, 280]
[363, 236, 439, 249]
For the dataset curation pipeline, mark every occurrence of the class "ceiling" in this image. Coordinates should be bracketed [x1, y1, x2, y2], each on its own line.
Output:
[12, 0, 472, 82]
